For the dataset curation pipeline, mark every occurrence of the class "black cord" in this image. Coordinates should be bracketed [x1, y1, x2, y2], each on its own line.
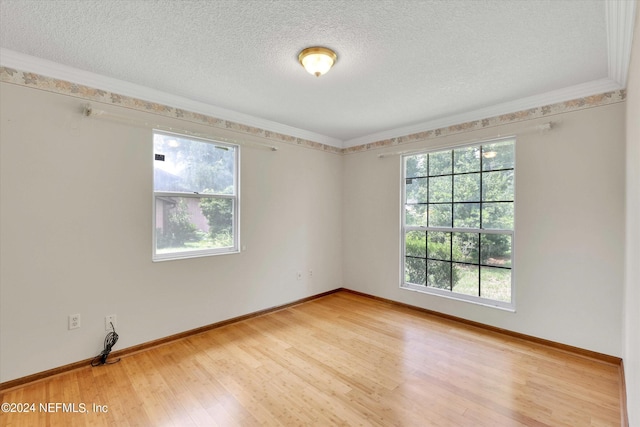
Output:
[91, 322, 121, 367]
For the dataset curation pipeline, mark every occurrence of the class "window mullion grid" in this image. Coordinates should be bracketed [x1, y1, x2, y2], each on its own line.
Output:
[425, 154, 430, 286]
[405, 225, 510, 234]
[449, 150, 454, 291]
[402, 139, 514, 309]
[479, 146, 483, 296]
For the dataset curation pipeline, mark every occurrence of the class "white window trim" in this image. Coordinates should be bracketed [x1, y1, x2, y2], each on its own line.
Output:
[399, 137, 516, 311]
[152, 131, 240, 262]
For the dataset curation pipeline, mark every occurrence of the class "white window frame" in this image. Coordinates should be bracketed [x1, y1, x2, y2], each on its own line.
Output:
[400, 137, 515, 310]
[152, 131, 240, 261]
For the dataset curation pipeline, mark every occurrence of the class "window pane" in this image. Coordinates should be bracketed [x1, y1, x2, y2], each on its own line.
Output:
[405, 204, 428, 226]
[154, 134, 236, 194]
[429, 204, 452, 227]
[405, 257, 426, 285]
[454, 173, 480, 202]
[427, 231, 451, 261]
[482, 170, 514, 202]
[405, 231, 426, 257]
[452, 232, 479, 264]
[406, 154, 428, 178]
[480, 267, 511, 302]
[405, 177, 428, 204]
[482, 140, 514, 171]
[427, 260, 451, 289]
[429, 176, 452, 202]
[454, 146, 481, 173]
[480, 234, 512, 267]
[200, 197, 234, 246]
[429, 151, 452, 176]
[482, 202, 514, 229]
[452, 264, 479, 296]
[453, 203, 480, 228]
[155, 196, 233, 254]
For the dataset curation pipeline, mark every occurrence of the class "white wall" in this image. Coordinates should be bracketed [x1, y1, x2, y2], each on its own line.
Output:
[624, 5, 640, 425]
[343, 104, 626, 357]
[0, 83, 343, 382]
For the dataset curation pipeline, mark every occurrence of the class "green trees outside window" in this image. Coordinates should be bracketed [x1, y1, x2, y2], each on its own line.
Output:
[403, 139, 514, 307]
[153, 132, 238, 260]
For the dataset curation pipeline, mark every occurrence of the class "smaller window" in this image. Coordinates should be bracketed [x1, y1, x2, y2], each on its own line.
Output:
[153, 131, 239, 261]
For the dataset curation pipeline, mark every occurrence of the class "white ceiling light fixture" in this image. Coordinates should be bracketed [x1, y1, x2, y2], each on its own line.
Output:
[298, 47, 337, 77]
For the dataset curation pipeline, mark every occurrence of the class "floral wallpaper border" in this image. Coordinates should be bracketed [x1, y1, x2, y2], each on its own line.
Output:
[0, 66, 342, 155]
[344, 89, 626, 154]
[0, 66, 626, 155]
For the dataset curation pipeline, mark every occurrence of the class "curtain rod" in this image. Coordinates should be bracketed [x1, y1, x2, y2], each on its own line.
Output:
[83, 104, 278, 152]
[377, 121, 554, 159]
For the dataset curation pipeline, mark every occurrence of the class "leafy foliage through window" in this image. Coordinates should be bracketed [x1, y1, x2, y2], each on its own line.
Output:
[402, 138, 514, 309]
[153, 131, 238, 260]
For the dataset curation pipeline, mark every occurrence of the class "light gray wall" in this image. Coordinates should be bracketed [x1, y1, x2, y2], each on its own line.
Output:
[0, 83, 344, 382]
[343, 104, 626, 357]
[624, 5, 640, 425]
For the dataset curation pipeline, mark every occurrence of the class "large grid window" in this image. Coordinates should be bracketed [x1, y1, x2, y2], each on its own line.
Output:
[402, 138, 514, 309]
[153, 131, 239, 261]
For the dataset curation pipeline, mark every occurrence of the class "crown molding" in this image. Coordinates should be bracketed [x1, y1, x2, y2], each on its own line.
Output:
[606, 0, 638, 87]
[0, 48, 343, 148]
[343, 78, 623, 148]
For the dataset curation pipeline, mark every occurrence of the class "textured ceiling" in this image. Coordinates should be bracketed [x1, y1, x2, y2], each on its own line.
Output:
[0, 1, 634, 147]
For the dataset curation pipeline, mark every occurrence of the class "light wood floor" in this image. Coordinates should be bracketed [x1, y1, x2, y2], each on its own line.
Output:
[0, 291, 623, 426]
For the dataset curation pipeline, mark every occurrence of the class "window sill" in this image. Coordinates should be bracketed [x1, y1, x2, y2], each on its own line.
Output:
[400, 283, 516, 312]
[153, 247, 240, 262]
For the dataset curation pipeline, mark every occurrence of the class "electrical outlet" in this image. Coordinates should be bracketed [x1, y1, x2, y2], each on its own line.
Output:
[105, 314, 117, 331]
[296, 271, 303, 281]
[68, 313, 80, 330]
[309, 269, 313, 278]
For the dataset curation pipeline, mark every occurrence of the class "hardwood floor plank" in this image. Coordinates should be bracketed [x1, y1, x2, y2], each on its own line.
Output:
[0, 291, 623, 426]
